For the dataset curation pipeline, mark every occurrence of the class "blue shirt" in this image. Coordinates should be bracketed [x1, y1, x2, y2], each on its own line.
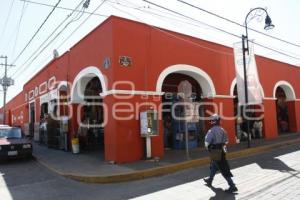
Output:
[205, 125, 228, 147]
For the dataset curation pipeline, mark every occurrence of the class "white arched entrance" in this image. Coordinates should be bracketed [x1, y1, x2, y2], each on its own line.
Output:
[273, 81, 296, 134]
[71, 66, 107, 103]
[156, 64, 216, 150]
[71, 66, 106, 153]
[273, 80, 296, 101]
[156, 64, 216, 97]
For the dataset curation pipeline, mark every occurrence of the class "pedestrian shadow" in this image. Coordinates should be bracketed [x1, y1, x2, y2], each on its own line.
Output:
[208, 186, 236, 200]
[256, 157, 296, 172]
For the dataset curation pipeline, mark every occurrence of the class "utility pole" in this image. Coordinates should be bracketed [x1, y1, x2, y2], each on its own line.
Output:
[0, 56, 15, 124]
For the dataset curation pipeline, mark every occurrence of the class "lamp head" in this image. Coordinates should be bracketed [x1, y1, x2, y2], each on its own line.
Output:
[264, 15, 275, 30]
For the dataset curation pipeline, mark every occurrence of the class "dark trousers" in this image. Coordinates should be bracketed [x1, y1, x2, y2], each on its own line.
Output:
[209, 160, 235, 187]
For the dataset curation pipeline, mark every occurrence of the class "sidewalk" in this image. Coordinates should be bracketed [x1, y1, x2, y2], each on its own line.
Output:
[33, 133, 300, 183]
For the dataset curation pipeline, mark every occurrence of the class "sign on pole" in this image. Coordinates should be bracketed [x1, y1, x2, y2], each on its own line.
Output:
[233, 41, 263, 105]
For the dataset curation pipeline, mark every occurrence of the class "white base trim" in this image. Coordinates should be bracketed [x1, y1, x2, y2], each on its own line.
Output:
[286, 99, 300, 102]
[263, 97, 277, 100]
[213, 95, 235, 99]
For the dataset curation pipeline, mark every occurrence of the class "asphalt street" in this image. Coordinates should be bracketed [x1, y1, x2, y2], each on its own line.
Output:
[1, 144, 300, 200]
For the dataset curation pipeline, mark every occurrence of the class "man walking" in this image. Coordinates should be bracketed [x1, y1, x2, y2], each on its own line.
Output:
[204, 114, 238, 193]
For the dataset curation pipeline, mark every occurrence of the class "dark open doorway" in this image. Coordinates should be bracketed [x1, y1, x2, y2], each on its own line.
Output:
[161, 73, 205, 150]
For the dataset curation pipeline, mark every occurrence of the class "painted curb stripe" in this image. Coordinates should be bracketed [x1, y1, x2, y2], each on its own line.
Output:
[34, 138, 300, 184]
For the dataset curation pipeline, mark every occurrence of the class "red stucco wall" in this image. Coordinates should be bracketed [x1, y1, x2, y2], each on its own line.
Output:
[3, 16, 300, 163]
[263, 99, 278, 139]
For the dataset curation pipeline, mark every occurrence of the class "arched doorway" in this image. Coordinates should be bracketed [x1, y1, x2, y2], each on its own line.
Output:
[231, 80, 264, 142]
[162, 73, 204, 150]
[275, 87, 290, 134]
[273, 81, 296, 134]
[71, 67, 106, 154]
[157, 64, 216, 151]
[80, 77, 104, 151]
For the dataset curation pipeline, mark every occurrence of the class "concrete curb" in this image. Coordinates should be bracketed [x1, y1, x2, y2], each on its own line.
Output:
[34, 138, 300, 184]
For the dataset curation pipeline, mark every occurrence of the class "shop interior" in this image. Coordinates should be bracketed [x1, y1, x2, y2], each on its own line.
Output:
[275, 86, 290, 134]
[78, 77, 104, 152]
[161, 73, 206, 150]
[233, 85, 264, 142]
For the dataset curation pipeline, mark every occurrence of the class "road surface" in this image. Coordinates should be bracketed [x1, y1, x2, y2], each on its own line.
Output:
[1, 144, 300, 200]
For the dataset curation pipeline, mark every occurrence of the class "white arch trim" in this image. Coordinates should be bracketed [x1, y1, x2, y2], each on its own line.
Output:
[71, 66, 107, 103]
[156, 64, 216, 97]
[57, 81, 68, 90]
[230, 78, 265, 98]
[230, 78, 237, 96]
[273, 80, 296, 100]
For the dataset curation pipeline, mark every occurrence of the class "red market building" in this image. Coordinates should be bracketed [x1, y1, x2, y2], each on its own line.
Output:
[2, 16, 300, 163]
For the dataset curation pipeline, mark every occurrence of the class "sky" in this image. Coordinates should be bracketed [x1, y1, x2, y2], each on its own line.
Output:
[0, 0, 299, 106]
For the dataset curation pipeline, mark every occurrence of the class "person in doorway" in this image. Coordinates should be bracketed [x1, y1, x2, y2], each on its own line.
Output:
[203, 114, 238, 193]
[39, 114, 48, 144]
[164, 115, 172, 149]
[252, 120, 263, 138]
[235, 117, 245, 143]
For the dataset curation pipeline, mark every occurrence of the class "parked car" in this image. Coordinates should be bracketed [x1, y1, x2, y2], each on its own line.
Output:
[0, 125, 32, 160]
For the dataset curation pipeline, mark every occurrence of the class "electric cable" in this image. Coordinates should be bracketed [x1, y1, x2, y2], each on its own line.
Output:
[12, 0, 108, 79]
[11, 0, 300, 80]
[112, 0, 300, 62]
[142, 0, 300, 61]
[109, 0, 225, 44]
[11, 1, 27, 58]
[12, 0, 63, 64]
[0, 0, 16, 46]
[252, 41, 300, 61]
[142, 0, 241, 39]
[19, 0, 107, 18]
[107, 0, 234, 57]
[177, 0, 300, 49]
[108, 0, 212, 31]
[10, 0, 87, 78]
[55, 1, 108, 51]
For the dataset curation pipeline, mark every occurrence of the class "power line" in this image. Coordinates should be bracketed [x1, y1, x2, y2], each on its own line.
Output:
[43, 0, 108, 67]
[142, 0, 300, 61]
[108, 0, 212, 31]
[11, 0, 87, 78]
[107, 0, 233, 56]
[20, 0, 107, 18]
[12, 0, 108, 79]
[11, 1, 27, 58]
[11, 0, 300, 81]
[177, 0, 300, 49]
[109, 0, 232, 46]
[0, 0, 16, 46]
[253, 41, 300, 61]
[12, 0, 63, 64]
[142, 1, 240, 38]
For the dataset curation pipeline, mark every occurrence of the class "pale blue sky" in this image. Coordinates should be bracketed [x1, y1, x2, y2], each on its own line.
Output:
[0, 0, 299, 105]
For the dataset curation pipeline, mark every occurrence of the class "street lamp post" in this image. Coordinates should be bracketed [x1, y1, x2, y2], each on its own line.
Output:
[242, 7, 274, 148]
